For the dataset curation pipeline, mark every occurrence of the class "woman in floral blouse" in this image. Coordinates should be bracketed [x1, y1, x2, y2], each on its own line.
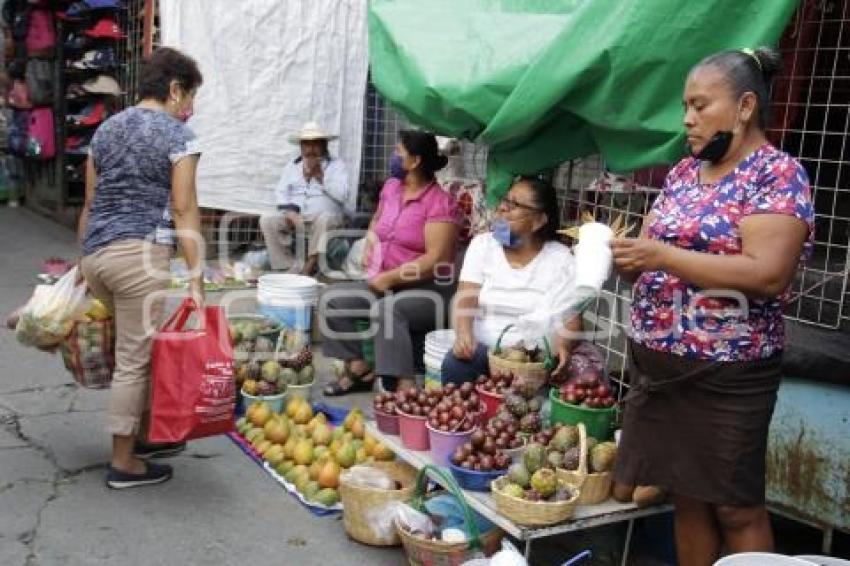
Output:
[611, 47, 814, 566]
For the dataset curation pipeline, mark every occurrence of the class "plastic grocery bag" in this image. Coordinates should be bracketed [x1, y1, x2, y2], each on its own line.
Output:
[15, 266, 88, 348]
[391, 502, 436, 539]
[340, 465, 396, 490]
[148, 299, 236, 443]
[461, 539, 528, 566]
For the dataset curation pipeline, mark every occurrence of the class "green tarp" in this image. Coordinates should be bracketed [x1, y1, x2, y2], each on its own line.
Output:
[368, 0, 799, 204]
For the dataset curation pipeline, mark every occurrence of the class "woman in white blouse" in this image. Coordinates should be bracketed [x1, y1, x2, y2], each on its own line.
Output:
[445, 176, 581, 383]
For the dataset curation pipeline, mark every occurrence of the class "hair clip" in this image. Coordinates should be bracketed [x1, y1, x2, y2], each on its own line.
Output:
[740, 48, 762, 70]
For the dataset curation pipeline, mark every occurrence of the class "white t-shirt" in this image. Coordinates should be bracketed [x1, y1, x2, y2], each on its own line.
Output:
[459, 233, 577, 347]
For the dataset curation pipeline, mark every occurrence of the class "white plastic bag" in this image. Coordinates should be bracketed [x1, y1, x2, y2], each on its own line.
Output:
[389, 502, 436, 539]
[460, 539, 528, 566]
[340, 465, 396, 490]
[15, 267, 89, 348]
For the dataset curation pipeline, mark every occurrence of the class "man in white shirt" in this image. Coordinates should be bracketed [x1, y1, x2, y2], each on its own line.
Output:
[259, 121, 349, 274]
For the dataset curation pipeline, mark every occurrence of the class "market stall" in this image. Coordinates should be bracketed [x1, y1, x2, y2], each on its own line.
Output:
[367, 423, 670, 564]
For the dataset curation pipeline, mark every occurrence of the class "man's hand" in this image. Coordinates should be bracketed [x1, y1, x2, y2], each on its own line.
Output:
[610, 238, 668, 274]
[303, 159, 323, 185]
[283, 210, 301, 229]
[452, 331, 476, 361]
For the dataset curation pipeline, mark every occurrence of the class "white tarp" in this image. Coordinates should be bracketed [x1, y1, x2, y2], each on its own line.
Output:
[160, 0, 368, 214]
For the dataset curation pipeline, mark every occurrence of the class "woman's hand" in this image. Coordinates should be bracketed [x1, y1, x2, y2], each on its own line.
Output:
[453, 331, 476, 361]
[189, 277, 205, 309]
[610, 238, 667, 274]
[361, 231, 377, 270]
[551, 336, 572, 380]
[368, 271, 395, 295]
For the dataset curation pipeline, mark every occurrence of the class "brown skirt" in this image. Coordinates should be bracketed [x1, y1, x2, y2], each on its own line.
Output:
[614, 341, 781, 506]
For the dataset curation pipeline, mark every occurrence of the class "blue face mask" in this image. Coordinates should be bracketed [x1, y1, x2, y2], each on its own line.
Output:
[389, 154, 406, 180]
[491, 218, 523, 248]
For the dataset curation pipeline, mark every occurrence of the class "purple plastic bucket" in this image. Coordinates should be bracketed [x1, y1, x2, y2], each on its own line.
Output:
[426, 423, 474, 467]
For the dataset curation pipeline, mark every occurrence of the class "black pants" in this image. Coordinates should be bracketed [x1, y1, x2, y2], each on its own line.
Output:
[319, 280, 454, 385]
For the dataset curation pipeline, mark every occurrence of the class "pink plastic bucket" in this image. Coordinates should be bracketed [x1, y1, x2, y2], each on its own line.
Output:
[427, 423, 474, 467]
[398, 411, 430, 450]
[374, 408, 400, 435]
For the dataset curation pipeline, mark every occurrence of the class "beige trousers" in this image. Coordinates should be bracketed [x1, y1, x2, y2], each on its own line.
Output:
[80, 240, 171, 436]
[259, 211, 343, 270]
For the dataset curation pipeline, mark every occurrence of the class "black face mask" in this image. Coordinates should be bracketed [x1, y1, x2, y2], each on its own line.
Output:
[690, 130, 733, 163]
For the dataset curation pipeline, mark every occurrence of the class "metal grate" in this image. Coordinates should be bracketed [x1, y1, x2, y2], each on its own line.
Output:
[769, 0, 850, 329]
[554, 0, 850, 382]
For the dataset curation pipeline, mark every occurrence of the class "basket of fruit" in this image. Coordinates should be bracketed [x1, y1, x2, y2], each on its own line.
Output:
[492, 471, 579, 526]
[396, 465, 504, 565]
[487, 325, 555, 395]
[492, 426, 583, 525]
[373, 392, 400, 435]
[549, 378, 616, 441]
[557, 422, 616, 505]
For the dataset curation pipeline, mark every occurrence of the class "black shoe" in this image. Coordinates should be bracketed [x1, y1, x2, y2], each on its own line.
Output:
[134, 441, 186, 460]
[106, 461, 173, 490]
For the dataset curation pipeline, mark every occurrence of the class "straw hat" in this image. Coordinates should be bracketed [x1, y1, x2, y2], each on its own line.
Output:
[288, 121, 338, 143]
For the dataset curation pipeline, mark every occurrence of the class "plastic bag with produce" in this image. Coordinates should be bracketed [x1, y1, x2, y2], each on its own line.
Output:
[15, 267, 89, 348]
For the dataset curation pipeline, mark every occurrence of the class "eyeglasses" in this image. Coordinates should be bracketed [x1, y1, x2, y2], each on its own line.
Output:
[499, 196, 543, 213]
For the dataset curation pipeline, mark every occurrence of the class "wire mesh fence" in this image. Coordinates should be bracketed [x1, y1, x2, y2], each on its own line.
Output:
[553, 0, 850, 383]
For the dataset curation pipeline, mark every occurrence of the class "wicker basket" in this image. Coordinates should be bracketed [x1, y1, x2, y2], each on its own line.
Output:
[396, 465, 504, 566]
[557, 422, 613, 505]
[491, 476, 580, 526]
[487, 325, 555, 394]
[339, 461, 418, 546]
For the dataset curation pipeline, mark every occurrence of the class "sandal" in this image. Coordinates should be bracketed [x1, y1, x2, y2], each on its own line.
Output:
[324, 361, 375, 397]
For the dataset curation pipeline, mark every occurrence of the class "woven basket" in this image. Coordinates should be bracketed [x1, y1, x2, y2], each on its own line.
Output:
[557, 423, 613, 505]
[487, 325, 554, 394]
[396, 465, 504, 566]
[491, 476, 579, 526]
[339, 461, 418, 546]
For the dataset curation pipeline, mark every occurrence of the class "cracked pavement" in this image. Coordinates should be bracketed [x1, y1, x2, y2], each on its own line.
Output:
[0, 208, 402, 566]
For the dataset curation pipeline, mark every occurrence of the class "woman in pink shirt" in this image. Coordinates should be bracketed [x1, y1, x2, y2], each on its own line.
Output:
[321, 130, 458, 395]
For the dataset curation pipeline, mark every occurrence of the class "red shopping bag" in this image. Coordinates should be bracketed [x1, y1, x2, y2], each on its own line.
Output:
[149, 299, 236, 443]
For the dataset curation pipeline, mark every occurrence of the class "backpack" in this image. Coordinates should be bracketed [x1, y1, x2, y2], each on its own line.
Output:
[26, 108, 54, 159]
[25, 59, 53, 105]
[25, 8, 54, 57]
[7, 79, 32, 109]
[7, 110, 29, 156]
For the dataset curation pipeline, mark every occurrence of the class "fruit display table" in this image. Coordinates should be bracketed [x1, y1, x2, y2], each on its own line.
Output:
[368, 424, 671, 565]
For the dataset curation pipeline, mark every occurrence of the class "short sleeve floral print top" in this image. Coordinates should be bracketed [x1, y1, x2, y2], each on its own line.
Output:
[630, 144, 814, 362]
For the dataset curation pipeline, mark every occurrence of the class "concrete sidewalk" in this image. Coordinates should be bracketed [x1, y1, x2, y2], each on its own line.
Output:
[0, 208, 401, 566]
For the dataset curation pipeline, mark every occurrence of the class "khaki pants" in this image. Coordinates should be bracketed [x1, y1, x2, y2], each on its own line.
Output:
[80, 240, 171, 436]
[259, 211, 343, 270]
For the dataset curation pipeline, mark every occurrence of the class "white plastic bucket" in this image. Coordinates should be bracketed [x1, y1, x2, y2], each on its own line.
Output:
[714, 554, 817, 566]
[256, 274, 319, 338]
[795, 557, 850, 566]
